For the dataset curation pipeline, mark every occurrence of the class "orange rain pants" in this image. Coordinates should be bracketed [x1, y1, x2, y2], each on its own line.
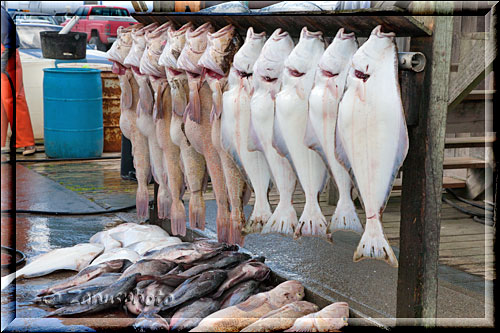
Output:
[1, 44, 35, 148]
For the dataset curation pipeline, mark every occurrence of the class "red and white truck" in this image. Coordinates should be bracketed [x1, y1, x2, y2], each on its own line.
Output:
[62, 5, 138, 51]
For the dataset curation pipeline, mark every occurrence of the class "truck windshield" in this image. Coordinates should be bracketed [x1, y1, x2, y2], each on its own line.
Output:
[90, 8, 129, 16]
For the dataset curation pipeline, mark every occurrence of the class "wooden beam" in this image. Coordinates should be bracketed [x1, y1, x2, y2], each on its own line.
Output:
[448, 6, 497, 110]
[396, 2, 454, 326]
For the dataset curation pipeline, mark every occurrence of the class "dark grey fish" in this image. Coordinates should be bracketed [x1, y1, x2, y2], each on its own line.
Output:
[35, 285, 108, 307]
[219, 280, 261, 309]
[170, 298, 221, 331]
[38, 259, 132, 296]
[212, 260, 270, 298]
[127, 280, 176, 315]
[120, 259, 176, 279]
[159, 270, 227, 311]
[45, 273, 140, 317]
[143, 240, 237, 264]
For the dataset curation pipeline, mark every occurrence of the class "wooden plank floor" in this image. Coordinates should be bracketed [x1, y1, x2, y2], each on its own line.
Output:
[23, 157, 495, 281]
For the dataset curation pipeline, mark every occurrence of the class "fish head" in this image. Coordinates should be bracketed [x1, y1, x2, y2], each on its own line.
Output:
[320, 302, 350, 319]
[159, 22, 193, 71]
[108, 25, 140, 74]
[199, 24, 242, 78]
[272, 280, 305, 305]
[316, 28, 358, 99]
[247, 261, 271, 281]
[291, 300, 320, 314]
[347, 25, 397, 102]
[177, 22, 214, 75]
[124, 23, 158, 71]
[252, 28, 294, 98]
[229, 27, 267, 92]
[282, 27, 325, 96]
[139, 23, 171, 77]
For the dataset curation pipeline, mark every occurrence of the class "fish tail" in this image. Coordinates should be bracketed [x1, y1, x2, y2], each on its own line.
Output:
[353, 217, 398, 267]
[189, 191, 206, 230]
[328, 199, 364, 234]
[293, 201, 329, 240]
[171, 199, 187, 237]
[1, 272, 16, 290]
[229, 210, 245, 246]
[262, 201, 298, 236]
[157, 186, 172, 220]
[136, 186, 150, 219]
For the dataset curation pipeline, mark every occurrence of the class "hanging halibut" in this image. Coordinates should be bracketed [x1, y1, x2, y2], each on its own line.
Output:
[107, 24, 152, 220]
[250, 29, 297, 235]
[125, 22, 173, 220]
[141, 23, 189, 236]
[220, 28, 271, 234]
[177, 23, 232, 243]
[335, 25, 409, 267]
[307, 28, 363, 235]
[198, 24, 249, 245]
[274, 27, 329, 238]
[159, 22, 209, 234]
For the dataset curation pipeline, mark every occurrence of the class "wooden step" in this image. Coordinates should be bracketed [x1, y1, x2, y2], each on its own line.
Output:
[445, 136, 496, 148]
[443, 156, 487, 169]
[393, 177, 466, 191]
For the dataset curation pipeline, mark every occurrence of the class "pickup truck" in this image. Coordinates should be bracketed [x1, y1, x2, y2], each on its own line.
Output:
[62, 5, 137, 51]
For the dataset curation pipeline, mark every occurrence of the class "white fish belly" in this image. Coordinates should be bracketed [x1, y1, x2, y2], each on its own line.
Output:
[338, 87, 404, 216]
[275, 92, 327, 194]
[250, 93, 295, 189]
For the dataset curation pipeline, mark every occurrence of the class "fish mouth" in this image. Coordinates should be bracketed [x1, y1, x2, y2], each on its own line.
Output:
[111, 60, 127, 75]
[337, 28, 355, 40]
[132, 66, 144, 76]
[188, 22, 213, 38]
[209, 24, 234, 38]
[174, 22, 194, 36]
[300, 27, 324, 41]
[271, 28, 289, 41]
[371, 25, 395, 38]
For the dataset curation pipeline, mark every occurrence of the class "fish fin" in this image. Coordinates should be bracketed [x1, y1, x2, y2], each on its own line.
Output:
[1, 272, 16, 290]
[210, 81, 223, 123]
[353, 218, 398, 267]
[303, 113, 328, 165]
[242, 183, 252, 207]
[247, 116, 264, 153]
[140, 82, 154, 115]
[236, 295, 267, 312]
[187, 83, 201, 124]
[120, 77, 133, 109]
[172, 87, 187, 117]
[154, 81, 167, 121]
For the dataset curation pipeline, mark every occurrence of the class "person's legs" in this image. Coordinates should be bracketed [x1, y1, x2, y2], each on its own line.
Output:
[14, 49, 35, 153]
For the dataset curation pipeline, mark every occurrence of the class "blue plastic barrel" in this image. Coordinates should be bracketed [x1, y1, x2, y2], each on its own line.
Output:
[43, 68, 103, 158]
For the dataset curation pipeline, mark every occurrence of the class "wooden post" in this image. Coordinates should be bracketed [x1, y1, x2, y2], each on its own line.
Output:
[396, 2, 454, 326]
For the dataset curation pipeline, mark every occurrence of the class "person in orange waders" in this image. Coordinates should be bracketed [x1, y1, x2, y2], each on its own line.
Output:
[1, 6, 36, 155]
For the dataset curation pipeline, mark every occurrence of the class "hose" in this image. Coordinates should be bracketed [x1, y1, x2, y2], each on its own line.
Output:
[442, 197, 493, 220]
[1, 246, 27, 269]
[1, 200, 153, 216]
[446, 188, 494, 212]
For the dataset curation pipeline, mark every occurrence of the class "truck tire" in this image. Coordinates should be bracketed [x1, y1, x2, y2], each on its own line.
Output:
[89, 36, 107, 52]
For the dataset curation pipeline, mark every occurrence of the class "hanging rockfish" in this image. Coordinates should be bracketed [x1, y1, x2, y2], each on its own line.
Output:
[106, 24, 151, 220]
[336, 25, 409, 267]
[159, 22, 209, 235]
[274, 27, 329, 239]
[140, 22, 189, 235]
[307, 28, 363, 235]
[125, 22, 173, 219]
[198, 24, 248, 245]
[177, 23, 232, 243]
[220, 28, 272, 234]
[250, 29, 297, 235]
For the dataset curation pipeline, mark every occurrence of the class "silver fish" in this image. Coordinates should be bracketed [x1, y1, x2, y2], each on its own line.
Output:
[219, 279, 261, 309]
[120, 259, 176, 279]
[307, 28, 363, 235]
[274, 27, 329, 239]
[335, 25, 409, 267]
[250, 29, 298, 236]
[212, 260, 270, 298]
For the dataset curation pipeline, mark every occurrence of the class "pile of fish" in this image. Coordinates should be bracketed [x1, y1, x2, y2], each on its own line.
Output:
[106, 22, 408, 267]
[1, 222, 349, 331]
